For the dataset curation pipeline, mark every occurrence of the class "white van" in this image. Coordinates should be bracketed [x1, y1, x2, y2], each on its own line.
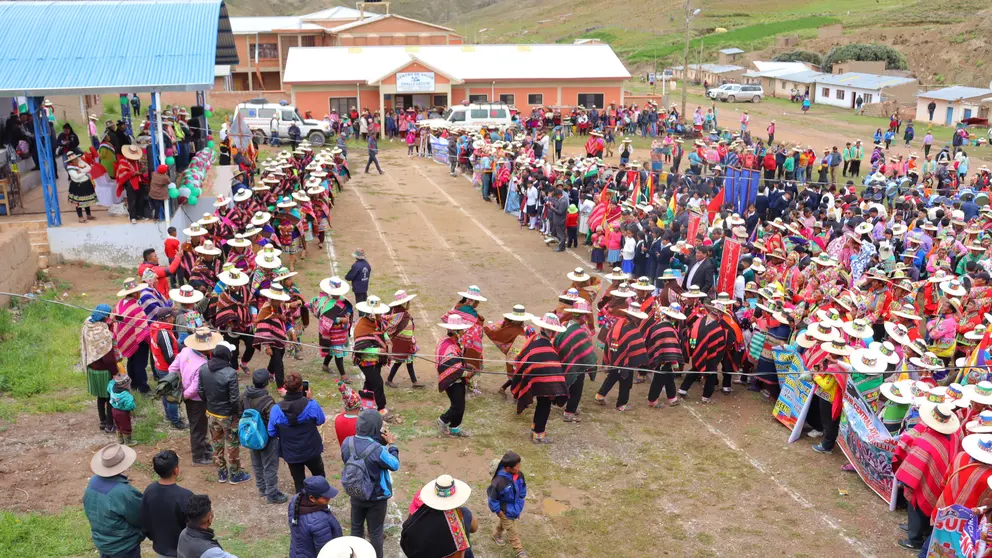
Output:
[716, 84, 764, 103]
[421, 102, 513, 130]
[233, 99, 333, 145]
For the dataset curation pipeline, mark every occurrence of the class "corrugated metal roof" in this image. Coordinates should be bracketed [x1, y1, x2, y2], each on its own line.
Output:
[300, 6, 363, 20]
[0, 0, 236, 96]
[230, 16, 323, 34]
[284, 44, 631, 84]
[813, 72, 917, 90]
[672, 64, 744, 74]
[719, 48, 744, 55]
[918, 86, 992, 102]
[749, 61, 809, 74]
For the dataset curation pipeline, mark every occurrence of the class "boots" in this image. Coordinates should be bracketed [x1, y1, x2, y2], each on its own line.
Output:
[117, 431, 136, 446]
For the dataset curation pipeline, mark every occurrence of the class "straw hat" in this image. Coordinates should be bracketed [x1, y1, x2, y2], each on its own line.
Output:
[194, 240, 222, 256]
[185, 327, 222, 351]
[532, 312, 567, 332]
[927, 270, 950, 284]
[316, 536, 376, 558]
[319, 276, 350, 297]
[183, 222, 208, 237]
[260, 283, 291, 302]
[946, 383, 971, 409]
[850, 347, 886, 374]
[273, 267, 298, 283]
[503, 304, 534, 321]
[842, 318, 874, 340]
[966, 382, 992, 406]
[622, 300, 648, 320]
[116, 277, 145, 297]
[815, 308, 843, 327]
[605, 267, 629, 281]
[121, 145, 142, 161]
[918, 402, 961, 435]
[251, 212, 272, 227]
[712, 292, 734, 306]
[90, 443, 137, 477]
[632, 276, 655, 292]
[658, 269, 679, 281]
[909, 351, 944, 370]
[458, 285, 488, 302]
[869, 341, 900, 365]
[419, 474, 471, 511]
[811, 254, 838, 267]
[218, 267, 250, 287]
[254, 247, 282, 270]
[880, 379, 915, 405]
[884, 322, 913, 346]
[438, 313, 472, 330]
[821, 340, 854, 357]
[566, 299, 592, 314]
[889, 304, 921, 321]
[170, 284, 204, 305]
[387, 289, 417, 307]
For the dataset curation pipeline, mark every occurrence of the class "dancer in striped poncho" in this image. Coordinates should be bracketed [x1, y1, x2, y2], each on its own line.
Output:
[436, 314, 474, 437]
[595, 298, 649, 411]
[113, 278, 151, 394]
[555, 300, 597, 423]
[511, 313, 569, 444]
[645, 304, 686, 408]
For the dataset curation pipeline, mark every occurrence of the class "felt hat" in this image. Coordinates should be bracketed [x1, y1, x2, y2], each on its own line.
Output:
[682, 285, 707, 299]
[254, 247, 282, 270]
[227, 234, 251, 249]
[194, 240, 222, 256]
[815, 308, 843, 327]
[658, 269, 679, 281]
[184, 327, 222, 351]
[811, 254, 838, 267]
[183, 222, 209, 237]
[170, 284, 204, 305]
[260, 283, 291, 302]
[387, 289, 417, 307]
[558, 288, 581, 302]
[661, 303, 686, 321]
[909, 351, 944, 370]
[566, 299, 592, 314]
[90, 443, 137, 477]
[806, 322, 842, 343]
[712, 292, 734, 306]
[820, 340, 854, 357]
[962, 433, 992, 464]
[420, 474, 473, 511]
[356, 295, 389, 315]
[940, 279, 967, 297]
[879, 380, 915, 405]
[121, 145, 143, 161]
[457, 285, 487, 302]
[632, 276, 655, 291]
[316, 536, 376, 558]
[273, 267, 298, 283]
[292, 190, 311, 203]
[567, 267, 591, 282]
[319, 276, 350, 297]
[276, 197, 297, 209]
[918, 402, 961, 435]
[965, 324, 988, 341]
[251, 211, 272, 227]
[218, 267, 250, 287]
[622, 299, 648, 320]
[749, 260, 766, 274]
[503, 304, 534, 321]
[198, 212, 219, 226]
[116, 277, 145, 297]
[605, 267, 629, 281]
[532, 312, 567, 332]
[438, 313, 472, 330]
[946, 383, 971, 409]
[842, 318, 874, 340]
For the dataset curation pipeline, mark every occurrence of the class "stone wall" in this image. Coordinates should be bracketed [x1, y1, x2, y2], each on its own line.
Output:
[0, 230, 39, 307]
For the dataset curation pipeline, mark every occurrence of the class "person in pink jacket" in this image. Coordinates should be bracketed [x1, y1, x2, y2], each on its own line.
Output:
[168, 341, 212, 465]
[605, 226, 623, 267]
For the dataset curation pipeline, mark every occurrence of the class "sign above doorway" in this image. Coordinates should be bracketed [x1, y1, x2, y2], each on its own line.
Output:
[396, 72, 435, 93]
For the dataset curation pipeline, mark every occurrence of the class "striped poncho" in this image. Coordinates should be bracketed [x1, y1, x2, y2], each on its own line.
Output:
[511, 334, 568, 414]
[352, 316, 388, 367]
[308, 294, 352, 348]
[483, 321, 525, 376]
[138, 286, 170, 319]
[553, 322, 597, 387]
[682, 309, 728, 371]
[441, 306, 484, 369]
[933, 452, 992, 518]
[214, 285, 252, 334]
[112, 298, 149, 358]
[604, 317, 649, 379]
[383, 310, 417, 361]
[436, 336, 467, 392]
[188, 257, 224, 291]
[894, 423, 962, 517]
[642, 317, 684, 368]
[253, 303, 289, 349]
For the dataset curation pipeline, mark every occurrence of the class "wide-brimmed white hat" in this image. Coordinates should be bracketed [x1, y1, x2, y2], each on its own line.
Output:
[820, 340, 854, 357]
[233, 189, 253, 203]
[558, 288, 581, 302]
[198, 212, 219, 226]
[194, 240, 222, 256]
[457, 285, 488, 302]
[356, 295, 389, 315]
[292, 190, 311, 203]
[940, 279, 967, 297]
[798, 322, 840, 348]
[169, 284, 204, 304]
[387, 289, 417, 307]
[319, 276, 350, 296]
[880, 379, 915, 405]
[605, 267, 629, 281]
[854, 222, 873, 236]
[212, 196, 231, 209]
[927, 270, 950, 284]
[661, 303, 686, 321]
[631, 276, 655, 291]
[261, 283, 291, 302]
[276, 197, 297, 209]
[439, 313, 472, 330]
[909, 351, 944, 370]
[226, 234, 251, 249]
[682, 285, 707, 299]
[218, 267, 250, 287]
[918, 402, 961, 435]
[116, 277, 145, 297]
[90, 443, 137, 477]
[532, 312, 567, 332]
[965, 382, 992, 406]
[868, 341, 900, 365]
[316, 535, 376, 558]
[255, 246, 282, 269]
[811, 254, 838, 267]
[183, 222, 209, 237]
[184, 326, 223, 351]
[888, 304, 921, 321]
[965, 324, 989, 341]
[622, 299, 648, 320]
[884, 322, 913, 346]
[566, 299, 592, 314]
[962, 433, 992, 464]
[273, 267, 298, 283]
[946, 383, 971, 409]
[609, 283, 636, 298]
[503, 304, 534, 321]
[850, 347, 886, 374]
[842, 318, 874, 339]
[419, 474, 472, 511]
[251, 212, 272, 227]
[815, 308, 844, 327]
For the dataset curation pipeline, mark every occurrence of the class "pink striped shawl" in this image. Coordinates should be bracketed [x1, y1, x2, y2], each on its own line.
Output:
[113, 298, 150, 358]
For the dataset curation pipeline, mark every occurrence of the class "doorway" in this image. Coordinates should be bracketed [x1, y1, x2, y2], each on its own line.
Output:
[945, 106, 954, 126]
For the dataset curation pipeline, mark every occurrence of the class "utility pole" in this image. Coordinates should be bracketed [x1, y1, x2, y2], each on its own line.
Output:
[680, 1, 700, 123]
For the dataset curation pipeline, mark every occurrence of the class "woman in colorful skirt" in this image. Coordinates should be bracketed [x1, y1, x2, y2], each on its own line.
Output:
[275, 267, 307, 361]
[307, 181, 331, 249]
[384, 290, 424, 388]
[67, 152, 97, 223]
[310, 276, 354, 383]
[80, 304, 120, 433]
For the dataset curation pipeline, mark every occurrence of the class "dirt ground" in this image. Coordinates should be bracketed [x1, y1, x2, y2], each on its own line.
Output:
[1, 148, 915, 557]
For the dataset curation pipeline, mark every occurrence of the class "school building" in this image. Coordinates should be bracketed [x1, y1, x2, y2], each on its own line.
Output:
[282, 43, 632, 115]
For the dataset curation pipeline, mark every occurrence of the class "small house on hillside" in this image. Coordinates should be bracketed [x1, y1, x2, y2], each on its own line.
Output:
[916, 86, 992, 125]
[742, 62, 815, 97]
[672, 63, 744, 85]
[814, 72, 918, 109]
[832, 61, 886, 75]
[717, 48, 744, 65]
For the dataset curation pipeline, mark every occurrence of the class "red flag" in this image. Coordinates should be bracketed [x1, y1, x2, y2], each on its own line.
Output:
[686, 214, 702, 246]
[706, 188, 724, 225]
[716, 239, 742, 296]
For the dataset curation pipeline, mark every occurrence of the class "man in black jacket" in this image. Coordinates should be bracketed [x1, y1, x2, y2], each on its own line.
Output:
[141, 450, 193, 558]
[345, 249, 371, 303]
[177, 495, 231, 558]
[447, 134, 459, 176]
[682, 245, 716, 294]
[551, 189, 569, 252]
[197, 338, 250, 485]
[242, 370, 288, 504]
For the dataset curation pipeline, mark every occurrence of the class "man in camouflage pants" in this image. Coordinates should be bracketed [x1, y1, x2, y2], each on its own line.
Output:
[195, 334, 252, 484]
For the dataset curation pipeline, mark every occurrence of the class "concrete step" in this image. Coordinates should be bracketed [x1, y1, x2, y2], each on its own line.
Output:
[30, 242, 50, 256]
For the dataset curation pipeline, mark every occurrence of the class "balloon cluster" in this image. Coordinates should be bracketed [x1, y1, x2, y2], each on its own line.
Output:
[166, 148, 215, 206]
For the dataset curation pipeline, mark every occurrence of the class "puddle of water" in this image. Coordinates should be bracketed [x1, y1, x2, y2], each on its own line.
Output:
[542, 497, 570, 516]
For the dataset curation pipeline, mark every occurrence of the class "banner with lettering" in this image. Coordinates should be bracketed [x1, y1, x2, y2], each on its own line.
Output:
[716, 239, 742, 297]
[430, 136, 449, 165]
[772, 344, 816, 442]
[836, 381, 898, 504]
[686, 213, 702, 245]
[927, 505, 985, 558]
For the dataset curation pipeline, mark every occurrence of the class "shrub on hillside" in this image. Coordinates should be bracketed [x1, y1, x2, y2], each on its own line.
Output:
[821, 44, 908, 73]
[771, 50, 822, 66]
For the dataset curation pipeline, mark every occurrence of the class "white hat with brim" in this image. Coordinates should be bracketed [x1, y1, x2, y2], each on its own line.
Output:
[868, 341, 901, 365]
[532, 313, 567, 332]
[227, 235, 252, 248]
[116, 277, 145, 297]
[815, 309, 844, 327]
[622, 304, 648, 320]
[880, 380, 915, 405]
[254, 253, 283, 270]
[356, 296, 390, 315]
[439, 314, 472, 330]
[965, 382, 992, 406]
[503, 305, 534, 321]
[965, 325, 988, 341]
[274, 269, 299, 283]
[940, 280, 967, 297]
[796, 331, 819, 349]
[260, 286, 291, 302]
[319, 277, 350, 297]
[927, 271, 950, 284]
[316, 536, 377, 558]
[387, 290, 417, 307]
[909, 352, 944, 370]
[198, 213, 219, 226]
[609, 285, 636, 298]
[842, 319, 874, 339]
[218, 269, 250, 287]
[889, 305, 922, 320]
[884, 322, 914, 346]
[682, 286, 707, 298]
[661, 306, 686, 321]
[184, 328, 223, 351]
[918, 402, 961, 435]
[419, 474, 472, 511]
[194, 242, 222, 256]
[212, 197, 230, 208]
[251, 212, 272, 227]
[90, 443, 137, 477]
[962, 434, 992, 463]
[820, 341, 854, 357]
[632, 277, 655, 292]
[457, 286, 488, 302]
[183, 223, 209, 237]
[170, 285, 204, 305]
[604, 268, 629, 281]
[233, 189, 253, 203]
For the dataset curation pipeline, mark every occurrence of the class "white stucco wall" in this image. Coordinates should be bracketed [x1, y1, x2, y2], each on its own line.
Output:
[48, 211, 197, 267]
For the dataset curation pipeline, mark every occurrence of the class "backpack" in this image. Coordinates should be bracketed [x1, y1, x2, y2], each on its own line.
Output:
[340, 437, 380, 501]
[238, 408, 268, 451]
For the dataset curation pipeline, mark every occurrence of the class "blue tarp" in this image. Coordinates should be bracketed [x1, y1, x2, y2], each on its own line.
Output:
[724, 168, 761, 215]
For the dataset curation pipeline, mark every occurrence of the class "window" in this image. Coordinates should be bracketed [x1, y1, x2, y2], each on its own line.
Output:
[863, 93, 873, 104]
[527, 93, 543, 105]
[499, 94, 515, 105]
[469, 94, 488, 102]
[470, 108, 489, 118]
[577, 93, 605, 109]
[301, 36, 316, 47]
[281, 109, 297, 121]
[836, 89, 845, 100]
[821, 88, 830, 97]
[781, 81, 787, 90]
[256, 108, 276, 120]
[433, 94, 447, 107]
[249, 43, 279, 60]
[449, 110, 466, 122]
[328, 97, 357, 116]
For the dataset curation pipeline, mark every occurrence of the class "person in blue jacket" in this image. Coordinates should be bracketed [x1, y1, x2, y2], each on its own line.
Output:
[268, 373, 326, 493]
[340, 408, 400, 558]
[288, 476, 342, 558]
[344, 248, 371, 303]
[487, 451, 528, 557]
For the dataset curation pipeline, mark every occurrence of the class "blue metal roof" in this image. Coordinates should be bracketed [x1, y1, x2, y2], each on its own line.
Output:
[0, 0, 238, 96]
[918, 86, 992, 102]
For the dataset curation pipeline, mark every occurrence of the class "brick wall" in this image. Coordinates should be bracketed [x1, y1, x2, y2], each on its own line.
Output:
[0, 230, 39, 307]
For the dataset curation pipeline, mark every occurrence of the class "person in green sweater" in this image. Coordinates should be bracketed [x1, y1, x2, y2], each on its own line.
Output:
[841, 142, 852, 177]
[83, 443, 144, 558]
[782, 151, 796, 181]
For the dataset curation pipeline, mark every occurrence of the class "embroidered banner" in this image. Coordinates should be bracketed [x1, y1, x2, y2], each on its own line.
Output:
[772, 344, 816, 442]
[836, 381, 898, 504]
[716, 238, 742, 297]
[686, 213, 702, 246]
[927, 505, 984, 558]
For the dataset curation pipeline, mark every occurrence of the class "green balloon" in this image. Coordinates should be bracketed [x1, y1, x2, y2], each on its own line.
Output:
[165, 156, 175, 166]
[168, 188, 179, 199]
[206, 140, 215, 149]
[205, 110, 213, 118]
[187, 196, 198, 205]
[191, 187, 202, 197]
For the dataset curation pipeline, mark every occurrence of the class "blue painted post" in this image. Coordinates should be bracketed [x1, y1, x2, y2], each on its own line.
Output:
[27, 97, 61, 226]
[119, 94, 133, 138]
[149, 94, 160, 169]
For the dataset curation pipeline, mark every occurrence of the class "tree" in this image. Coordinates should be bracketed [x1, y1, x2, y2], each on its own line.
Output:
[821, 44, 908, 73]
[771, 50, 822, 66]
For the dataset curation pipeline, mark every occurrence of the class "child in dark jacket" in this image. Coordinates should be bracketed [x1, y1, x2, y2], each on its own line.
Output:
[288, 476, 342, 558]
[108, 374, 136, 446]
[243, 369, 288, 504]
[487, 451, 527, 557]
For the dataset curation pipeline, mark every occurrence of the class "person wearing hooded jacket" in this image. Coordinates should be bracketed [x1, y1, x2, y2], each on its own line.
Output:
[242, 369, 288, 504]
[340, 408, 400, 558]
[288, 476, 343, 558]
[197, 341, 250, 485]
[268, 372, 327, 493]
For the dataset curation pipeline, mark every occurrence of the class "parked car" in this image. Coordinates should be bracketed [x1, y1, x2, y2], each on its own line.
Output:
[233, 99, 333, 145]
[707, 84, 735, 100]
[716, 84, 764, 103]
[421, 102, 513, 130]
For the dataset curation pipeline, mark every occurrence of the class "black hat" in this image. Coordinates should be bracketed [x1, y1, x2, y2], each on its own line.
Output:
[252, 369, 270, 387]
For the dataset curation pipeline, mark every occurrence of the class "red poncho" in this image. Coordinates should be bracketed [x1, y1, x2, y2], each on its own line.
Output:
[894, 423, 962, 517]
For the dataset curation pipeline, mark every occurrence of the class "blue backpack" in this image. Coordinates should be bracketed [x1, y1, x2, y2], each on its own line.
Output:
[238, 408, 268, 451]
